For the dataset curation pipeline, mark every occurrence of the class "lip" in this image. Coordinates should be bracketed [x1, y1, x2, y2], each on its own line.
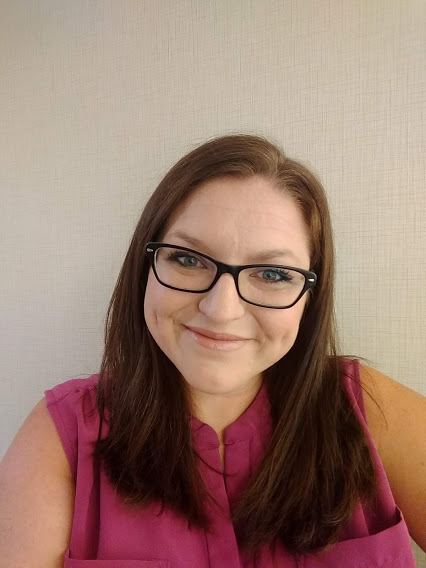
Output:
[184, 326, 247, 341]
[183, 325, 249, 352]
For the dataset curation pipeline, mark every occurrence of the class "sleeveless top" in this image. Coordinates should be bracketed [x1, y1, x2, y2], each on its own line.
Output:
[44, 358, 416, 567]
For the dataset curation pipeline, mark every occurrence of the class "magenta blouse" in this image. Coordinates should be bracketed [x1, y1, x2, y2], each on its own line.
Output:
[45, 358, 416, 567]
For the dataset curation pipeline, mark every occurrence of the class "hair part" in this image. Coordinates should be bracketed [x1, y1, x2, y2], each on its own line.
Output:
[94, 134, 378, 556]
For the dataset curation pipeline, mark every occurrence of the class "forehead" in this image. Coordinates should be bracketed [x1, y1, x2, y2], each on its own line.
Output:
[163, 176, 311, 267]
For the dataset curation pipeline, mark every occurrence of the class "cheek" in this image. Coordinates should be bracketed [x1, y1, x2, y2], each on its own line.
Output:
[144, 272, 165, 332]
[260, 303, 305, 348]
[144, 271, 189, 332]
[144, 274, 178, 362]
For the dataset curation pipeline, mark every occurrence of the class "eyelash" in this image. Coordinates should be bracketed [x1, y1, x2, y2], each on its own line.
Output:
[254, 268, 292, 282]
[166, 251, 206, 267]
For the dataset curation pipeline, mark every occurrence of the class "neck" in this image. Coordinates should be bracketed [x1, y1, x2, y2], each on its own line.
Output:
[190, 376, 263, 444]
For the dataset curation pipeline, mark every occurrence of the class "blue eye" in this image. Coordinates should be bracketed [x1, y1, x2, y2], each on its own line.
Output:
[260, 269, 292, 282]
[179, 255, 199, 267]
[166, 251, 204, 268]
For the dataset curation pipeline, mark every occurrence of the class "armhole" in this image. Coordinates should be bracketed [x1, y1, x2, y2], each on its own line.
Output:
[341, 357, 368, 423]
[43, 376, 98, 480]
[45, 389, 77, 479]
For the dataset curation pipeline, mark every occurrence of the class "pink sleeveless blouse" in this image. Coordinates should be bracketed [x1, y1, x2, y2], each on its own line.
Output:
[45, 358, 416, 567]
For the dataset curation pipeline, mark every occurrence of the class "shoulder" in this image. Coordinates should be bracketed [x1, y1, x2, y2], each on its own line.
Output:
[359, 363, 426, 551]
[44, 374, 98, 409]
[0, 397, 73, 477]
[0, 375, 100, 564]
[44, 374, 100, 478]
[0, 398, 75, 565]
[359, 363, 425, 456]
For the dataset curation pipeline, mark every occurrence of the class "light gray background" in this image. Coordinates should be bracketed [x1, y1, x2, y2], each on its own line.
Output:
[0, 1, 425, 564]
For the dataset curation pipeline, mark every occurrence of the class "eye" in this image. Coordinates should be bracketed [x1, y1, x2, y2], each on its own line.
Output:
[166, 251, 206, 268]
[254, 268, 293, 283]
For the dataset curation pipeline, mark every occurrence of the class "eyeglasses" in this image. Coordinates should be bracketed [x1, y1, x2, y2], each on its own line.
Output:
[145, 242, 317, 309]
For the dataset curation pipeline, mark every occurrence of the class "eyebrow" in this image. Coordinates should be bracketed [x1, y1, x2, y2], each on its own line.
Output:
[165, 230, 302, 265]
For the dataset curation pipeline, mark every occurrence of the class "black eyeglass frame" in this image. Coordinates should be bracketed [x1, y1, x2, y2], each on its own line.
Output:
[145, 242, 317, 309]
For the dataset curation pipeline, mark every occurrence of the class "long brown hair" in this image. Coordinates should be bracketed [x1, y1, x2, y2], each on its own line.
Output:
[94, 134, 378, 557]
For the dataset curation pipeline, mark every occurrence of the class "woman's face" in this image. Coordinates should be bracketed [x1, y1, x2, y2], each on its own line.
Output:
[144, 175, 311, 400]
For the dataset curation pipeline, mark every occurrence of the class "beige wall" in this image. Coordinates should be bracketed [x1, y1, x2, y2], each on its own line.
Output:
[0, 0, 424, 563]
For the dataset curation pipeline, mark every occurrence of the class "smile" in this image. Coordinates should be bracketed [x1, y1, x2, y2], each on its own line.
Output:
[183, 326, 249, 352]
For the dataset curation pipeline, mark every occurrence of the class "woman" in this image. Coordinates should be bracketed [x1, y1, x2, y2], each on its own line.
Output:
[0, 134, 424, 567]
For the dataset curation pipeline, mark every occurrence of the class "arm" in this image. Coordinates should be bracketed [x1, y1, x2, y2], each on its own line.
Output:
[360, 364, 426, 552]
[0, 398, 75, 567]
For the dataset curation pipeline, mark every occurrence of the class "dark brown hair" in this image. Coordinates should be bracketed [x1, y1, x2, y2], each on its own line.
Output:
[94, 134, 378, 557]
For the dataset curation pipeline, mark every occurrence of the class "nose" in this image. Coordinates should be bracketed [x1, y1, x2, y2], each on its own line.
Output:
[198, 273, 246, 322]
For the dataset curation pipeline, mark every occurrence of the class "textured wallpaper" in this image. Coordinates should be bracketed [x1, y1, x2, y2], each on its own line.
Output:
[0, 0, 424, 563]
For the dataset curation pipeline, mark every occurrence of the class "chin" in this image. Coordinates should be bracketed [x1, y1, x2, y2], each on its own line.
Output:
[182, 367, 255, 396]
[186, 374, 233, 393]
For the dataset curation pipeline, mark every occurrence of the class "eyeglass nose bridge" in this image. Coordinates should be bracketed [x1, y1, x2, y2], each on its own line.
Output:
[204, 260, 244, 297]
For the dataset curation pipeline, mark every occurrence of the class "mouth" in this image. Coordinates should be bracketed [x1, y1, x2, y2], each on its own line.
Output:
[183, 325, 249, 352]
[185, 326, 247, 341]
